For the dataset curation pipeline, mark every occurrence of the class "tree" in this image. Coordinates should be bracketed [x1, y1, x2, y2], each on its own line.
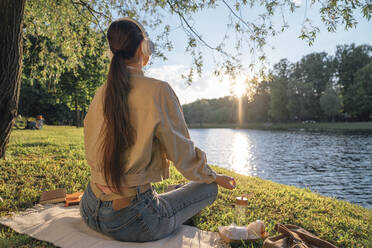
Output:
[334, 44, 372, 118]
[244, 78, 270, 122]
[54, 31, 107, 127]
[288, 52, 334, 121]
[269, 59, 292, 122]
[1, 0, 372, 158]
[348, 62, 372, 120]
[186, 99, 210, 126]
[182, 96, 235, 124]
[19, 78, 74, 125]
[0, 0, 26, 158]
[320, 87, 342, 121]
[269, 78, 290, 122]
[20, 2, 108, 127]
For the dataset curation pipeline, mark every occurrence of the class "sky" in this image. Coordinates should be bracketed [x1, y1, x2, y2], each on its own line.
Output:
[143, 1, 372, 104]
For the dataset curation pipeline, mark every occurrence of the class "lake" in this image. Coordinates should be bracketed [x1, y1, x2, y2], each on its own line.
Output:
[189, 128, 372, 209]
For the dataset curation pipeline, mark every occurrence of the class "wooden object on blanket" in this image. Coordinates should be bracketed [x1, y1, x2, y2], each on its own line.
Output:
[65, 192, 84, 207]
[39, 188, 66, 204]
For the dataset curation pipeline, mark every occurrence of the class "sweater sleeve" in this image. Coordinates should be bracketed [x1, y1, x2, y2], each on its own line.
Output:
[155, 82, 217, 184]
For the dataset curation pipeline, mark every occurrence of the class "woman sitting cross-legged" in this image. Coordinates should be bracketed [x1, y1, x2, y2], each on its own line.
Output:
[79, 17, 236, 242]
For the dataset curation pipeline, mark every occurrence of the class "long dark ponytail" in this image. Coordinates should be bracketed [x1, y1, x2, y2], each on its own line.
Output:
[101, 19, 143, 194]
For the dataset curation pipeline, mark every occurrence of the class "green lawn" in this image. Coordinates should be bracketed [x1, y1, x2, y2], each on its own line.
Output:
[1, 126, 371, 247]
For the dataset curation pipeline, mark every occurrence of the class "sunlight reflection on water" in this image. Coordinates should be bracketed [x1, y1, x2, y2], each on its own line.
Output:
[229, 132, 256, 176]
[189, 128, 372, 209]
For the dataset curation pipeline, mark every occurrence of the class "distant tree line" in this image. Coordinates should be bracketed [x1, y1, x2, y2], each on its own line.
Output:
[183, 43, 372, 124]
[19, 43, 371, 126]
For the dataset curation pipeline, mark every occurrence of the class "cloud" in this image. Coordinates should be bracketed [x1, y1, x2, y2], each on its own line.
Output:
[146, 65, 233, 104]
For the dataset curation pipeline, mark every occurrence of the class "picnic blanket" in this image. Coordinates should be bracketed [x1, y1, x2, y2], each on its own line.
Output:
[0, 203, 226, 248]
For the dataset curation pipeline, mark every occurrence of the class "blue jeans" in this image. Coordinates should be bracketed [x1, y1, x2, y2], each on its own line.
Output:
[79, 181, 218, 242]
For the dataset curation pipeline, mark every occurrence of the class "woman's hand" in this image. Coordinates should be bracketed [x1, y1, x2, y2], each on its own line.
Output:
[215, 174, 236, 190]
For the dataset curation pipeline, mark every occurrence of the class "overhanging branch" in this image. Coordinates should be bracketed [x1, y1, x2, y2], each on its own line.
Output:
[70, 0, 107, 38]
[166, 0, 217, 50]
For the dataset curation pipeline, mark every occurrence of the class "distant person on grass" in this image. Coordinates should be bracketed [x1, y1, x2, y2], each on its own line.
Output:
[35, 115, 44, 129]
[25, 120, 37, 130]
[24, 115, 44, 130]
[79, 17, 236, 242]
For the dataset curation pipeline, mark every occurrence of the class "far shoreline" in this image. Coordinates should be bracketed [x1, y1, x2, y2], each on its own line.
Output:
[187, 121, 372, 132]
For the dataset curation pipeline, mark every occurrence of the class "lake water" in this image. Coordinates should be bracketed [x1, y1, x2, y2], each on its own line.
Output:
[189, 128, 372, 209]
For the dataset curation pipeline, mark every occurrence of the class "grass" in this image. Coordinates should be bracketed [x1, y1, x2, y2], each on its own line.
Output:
[187, 122, 372, 132]
[1, 126, 371, 247]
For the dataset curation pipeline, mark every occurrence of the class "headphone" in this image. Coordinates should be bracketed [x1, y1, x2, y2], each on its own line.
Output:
[120, 17, 155, 57]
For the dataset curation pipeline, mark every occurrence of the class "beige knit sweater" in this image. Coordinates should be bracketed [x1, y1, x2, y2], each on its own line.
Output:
[84, 67, 217, 191]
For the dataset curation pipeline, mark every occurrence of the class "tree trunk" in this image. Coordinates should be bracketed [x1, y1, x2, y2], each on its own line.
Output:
[0, 0, 26, 159]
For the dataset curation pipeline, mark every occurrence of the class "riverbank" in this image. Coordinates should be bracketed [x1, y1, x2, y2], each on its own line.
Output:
[187, 122, 372, 132]
[1, 126, 371, 247]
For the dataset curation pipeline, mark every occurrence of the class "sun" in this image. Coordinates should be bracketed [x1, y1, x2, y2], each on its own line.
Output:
[233, 80, 247, 98]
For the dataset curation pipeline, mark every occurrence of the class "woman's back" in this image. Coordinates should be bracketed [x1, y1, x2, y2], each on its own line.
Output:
[84, 68, 173, 190]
